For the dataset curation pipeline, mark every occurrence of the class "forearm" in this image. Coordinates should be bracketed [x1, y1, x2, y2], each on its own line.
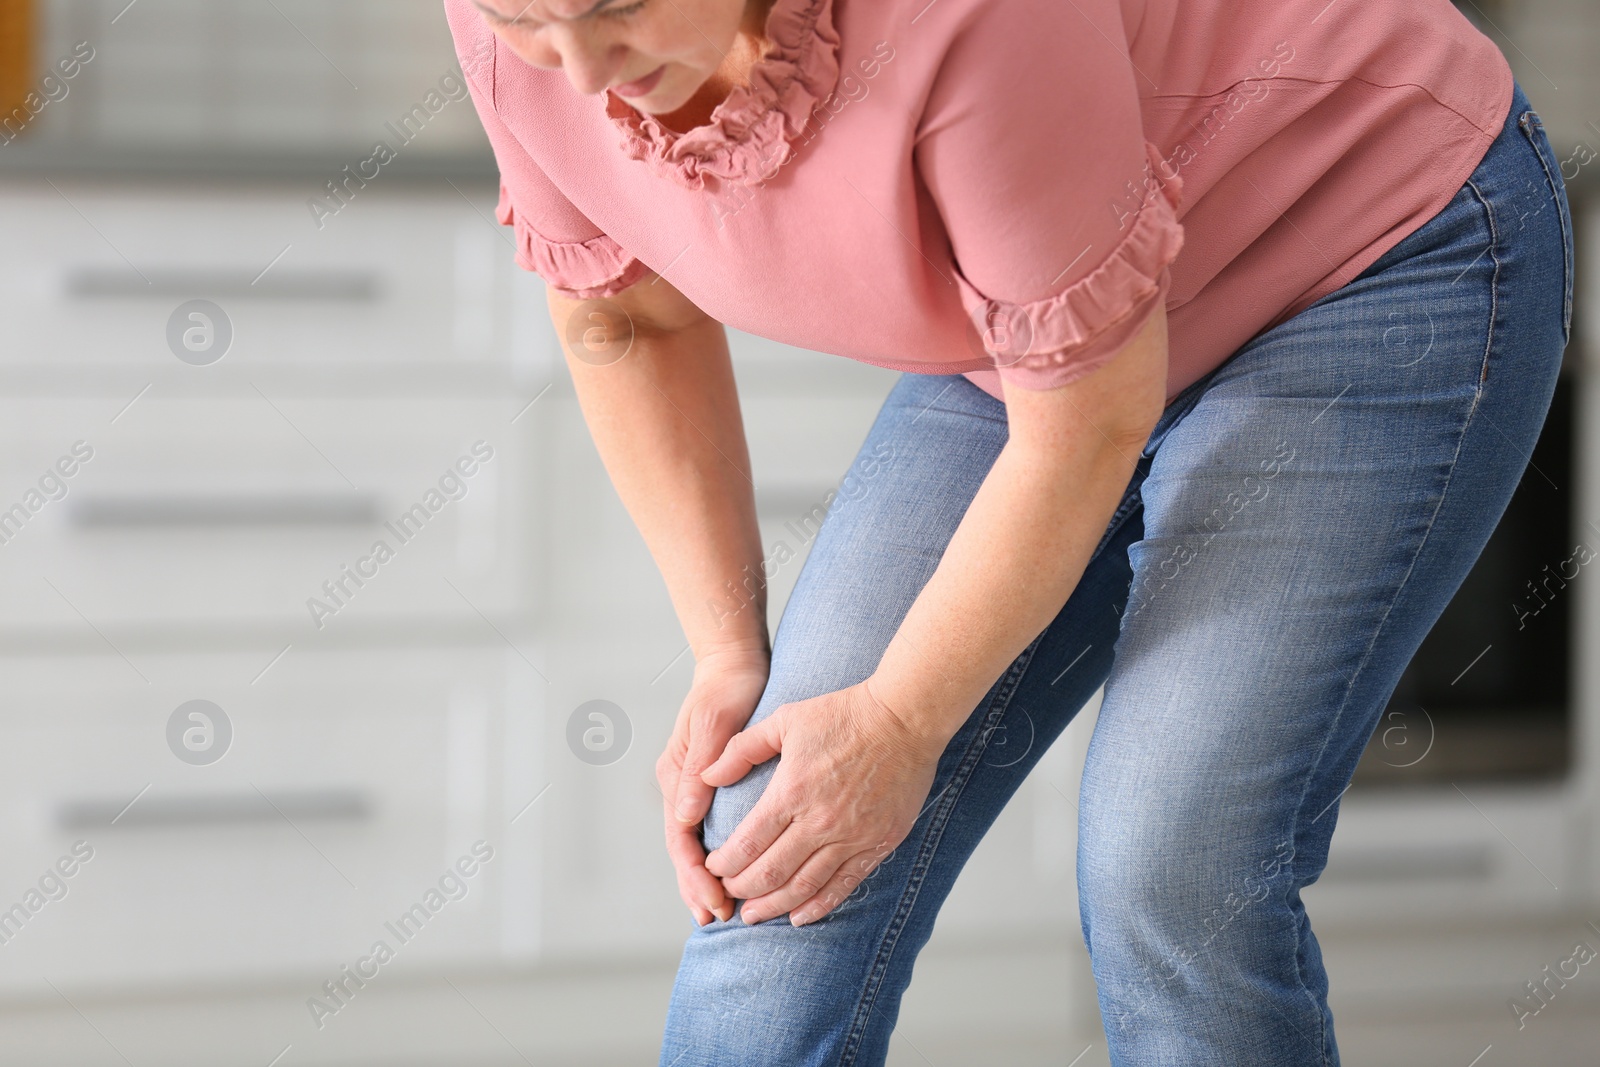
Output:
[553, 293, 770, 660]
[866, 302, 1169, 747]
[868, 432, 1142, 746]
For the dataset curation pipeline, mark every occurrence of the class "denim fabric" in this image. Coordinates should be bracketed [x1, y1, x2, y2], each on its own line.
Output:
[659, 79, 1572, 1066]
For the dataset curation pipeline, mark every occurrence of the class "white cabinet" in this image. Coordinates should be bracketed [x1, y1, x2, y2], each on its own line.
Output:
[0, 180, 557, 995]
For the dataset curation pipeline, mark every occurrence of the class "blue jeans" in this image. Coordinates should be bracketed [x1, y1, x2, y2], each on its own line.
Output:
[659, 79, 1573, 1066]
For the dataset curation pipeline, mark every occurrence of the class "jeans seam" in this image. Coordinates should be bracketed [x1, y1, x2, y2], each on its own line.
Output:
[835, 632, 1045, 1065]
[1463, 175, 1502, 403]
[1516, 111, 1576, 347]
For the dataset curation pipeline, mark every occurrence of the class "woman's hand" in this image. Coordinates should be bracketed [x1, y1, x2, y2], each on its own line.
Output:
[699, 678, 948, 927]
[656, 645, 771, 926]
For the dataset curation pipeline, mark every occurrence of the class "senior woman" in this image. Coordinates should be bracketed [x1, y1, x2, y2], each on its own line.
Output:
[445, 0, 1572, 1062]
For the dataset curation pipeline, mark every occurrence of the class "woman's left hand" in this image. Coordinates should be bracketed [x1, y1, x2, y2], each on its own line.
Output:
[699, 678, 949, 926]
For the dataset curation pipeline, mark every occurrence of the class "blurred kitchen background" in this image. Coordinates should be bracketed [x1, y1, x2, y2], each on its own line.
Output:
[0, 0, 1597, 1064]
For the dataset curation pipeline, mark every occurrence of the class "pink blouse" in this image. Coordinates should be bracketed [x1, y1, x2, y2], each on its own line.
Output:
[443, 0, 1512, 404]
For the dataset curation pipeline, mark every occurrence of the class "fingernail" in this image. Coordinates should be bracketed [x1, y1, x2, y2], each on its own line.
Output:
[791, 909, 813, 927]
[675, 798, 698, 821]
[741, 907, 761, 925]
[704, 849, 721, 869]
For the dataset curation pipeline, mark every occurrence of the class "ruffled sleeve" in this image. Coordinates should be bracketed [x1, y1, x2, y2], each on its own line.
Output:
[493, 179, 655, 300]
[915, 0, 1186, 393]
[445, 1, 651, 300]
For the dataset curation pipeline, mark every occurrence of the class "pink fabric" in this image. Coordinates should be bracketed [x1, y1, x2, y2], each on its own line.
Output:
[444, 0, 1513, 404]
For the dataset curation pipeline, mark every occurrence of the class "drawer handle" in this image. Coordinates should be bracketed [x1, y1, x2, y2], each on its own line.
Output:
[68, 493, 380, 527]
[57, 788, 371, 830]
[63, 267, 380, 302]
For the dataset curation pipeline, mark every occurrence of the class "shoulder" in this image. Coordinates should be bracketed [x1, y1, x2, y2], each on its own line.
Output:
[874, 0, 1134, 86]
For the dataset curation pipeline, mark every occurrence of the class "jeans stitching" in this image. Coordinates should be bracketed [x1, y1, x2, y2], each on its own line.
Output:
[1517, 111, 1576, 347]
[1462, 175, 1502, 405]
[836, 632, 1045, 1065]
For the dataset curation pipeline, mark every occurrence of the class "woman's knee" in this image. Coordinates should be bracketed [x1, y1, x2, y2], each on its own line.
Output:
[1076, 795, 1300, 946]
[700, 754, 780, 854]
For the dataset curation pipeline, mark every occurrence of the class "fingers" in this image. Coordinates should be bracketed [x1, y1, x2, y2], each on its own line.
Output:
[672, 751, 715, 826]
[789, 845, 891, 925]
[700, 715, 783, 788]
[657, 736, 724, 922]
[738, 841, 857, 926]
[656, 676, 771, 925]
[717, 818, 838, 902]
[663, 796, 734, 923]
[672, 721, 718, 825]
[702, 791, 794, 884]
[673, 709, 747, 825]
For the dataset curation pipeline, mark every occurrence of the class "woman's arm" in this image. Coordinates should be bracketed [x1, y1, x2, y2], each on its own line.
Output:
[550, 279, 770, 658]
[869, 304, 1169, 744]
[700, 304, 1171, 926]
[547, 277, 772, 925]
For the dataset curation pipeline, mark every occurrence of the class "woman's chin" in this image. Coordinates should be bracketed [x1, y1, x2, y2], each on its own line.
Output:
[619, 81, 691, 115]
[620, 66, 727, 117]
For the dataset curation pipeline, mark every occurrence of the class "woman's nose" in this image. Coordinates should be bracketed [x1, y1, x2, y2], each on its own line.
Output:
[562, 48, 626, 95]
[506, 32, 626, 96]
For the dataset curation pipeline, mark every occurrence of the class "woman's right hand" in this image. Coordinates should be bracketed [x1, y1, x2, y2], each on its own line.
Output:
[657, 644, 771, 925]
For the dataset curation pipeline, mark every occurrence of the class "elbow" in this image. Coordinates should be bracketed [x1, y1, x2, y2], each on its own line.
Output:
[545, 272, 714, 338]
[1004, 302, 1171, 460]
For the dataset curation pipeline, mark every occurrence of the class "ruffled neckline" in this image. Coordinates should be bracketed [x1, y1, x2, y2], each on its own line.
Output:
[601, 0, 842, 191]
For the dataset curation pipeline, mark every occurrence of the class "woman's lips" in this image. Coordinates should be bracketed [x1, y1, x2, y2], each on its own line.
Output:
[613, 64, 666, 97]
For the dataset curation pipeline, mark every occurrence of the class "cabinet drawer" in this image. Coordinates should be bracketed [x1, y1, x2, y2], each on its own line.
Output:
[0, 394, 537, 637]
[0, 646, 546, 992]
[0, 181, 521, 373]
